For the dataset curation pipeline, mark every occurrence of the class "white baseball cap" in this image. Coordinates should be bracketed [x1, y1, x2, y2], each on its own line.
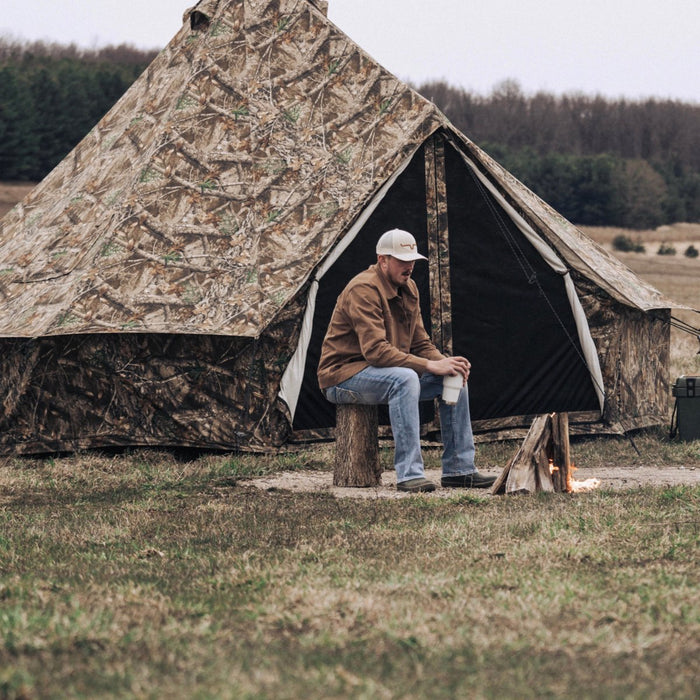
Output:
[375, 229, 428, 262]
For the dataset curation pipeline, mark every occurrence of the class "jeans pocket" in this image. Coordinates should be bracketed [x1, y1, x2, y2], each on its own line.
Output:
[325, 386, 362, 404]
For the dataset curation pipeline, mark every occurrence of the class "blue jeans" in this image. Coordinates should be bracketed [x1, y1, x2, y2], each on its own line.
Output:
[324, 366, 476, 484]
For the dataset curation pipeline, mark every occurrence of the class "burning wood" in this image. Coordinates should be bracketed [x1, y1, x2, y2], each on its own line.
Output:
[492, 413, 590, 495]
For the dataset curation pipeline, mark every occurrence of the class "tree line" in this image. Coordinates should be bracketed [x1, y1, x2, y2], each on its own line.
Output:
[0, 40, 156, 182]
[418, 79, 700, 228]
[0, 39, 698, 228]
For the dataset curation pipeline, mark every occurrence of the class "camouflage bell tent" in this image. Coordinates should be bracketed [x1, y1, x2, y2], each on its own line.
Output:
[0, 0, 683, 454]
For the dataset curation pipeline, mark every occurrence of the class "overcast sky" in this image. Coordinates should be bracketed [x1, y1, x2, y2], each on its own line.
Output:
[2, 0, 698, 103]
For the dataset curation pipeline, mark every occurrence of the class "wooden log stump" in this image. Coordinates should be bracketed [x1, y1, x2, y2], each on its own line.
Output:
[492, 413, 573, 495]
[549, 412, 571, 492]
[334, 404, 382, 487]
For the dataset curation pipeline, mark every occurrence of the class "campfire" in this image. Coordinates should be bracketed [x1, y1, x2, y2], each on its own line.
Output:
[492, 413, 600, 495]
[550, 459, 601, 493]
[568, 465, 601, 493]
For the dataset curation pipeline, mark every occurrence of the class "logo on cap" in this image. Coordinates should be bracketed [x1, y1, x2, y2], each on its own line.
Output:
[375, 229, 428, 262]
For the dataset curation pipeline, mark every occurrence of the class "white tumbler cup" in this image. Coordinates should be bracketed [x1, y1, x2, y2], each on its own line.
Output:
[442, 373, 463, 405]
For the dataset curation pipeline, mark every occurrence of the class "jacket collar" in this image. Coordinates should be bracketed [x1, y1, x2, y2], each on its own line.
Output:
[372, 263, 419, 302]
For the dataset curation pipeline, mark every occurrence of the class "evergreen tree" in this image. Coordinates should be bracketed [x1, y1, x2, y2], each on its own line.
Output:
[0, 64, 38, 179]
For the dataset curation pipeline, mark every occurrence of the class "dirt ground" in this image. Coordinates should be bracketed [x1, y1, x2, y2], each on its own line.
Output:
[242, 463, 700, 499]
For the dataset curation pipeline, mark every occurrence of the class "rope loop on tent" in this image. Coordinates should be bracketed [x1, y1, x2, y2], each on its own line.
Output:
[665, 315, 700, 354]
[668, 314, 700, 335]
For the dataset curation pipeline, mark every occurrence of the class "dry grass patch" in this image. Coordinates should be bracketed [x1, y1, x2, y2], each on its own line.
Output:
[1, 450, 699, 698]
[580, 222, 700, 248]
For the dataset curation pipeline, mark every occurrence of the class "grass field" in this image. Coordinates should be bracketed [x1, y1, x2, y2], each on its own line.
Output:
[0, 186, 699, 697]
[0, 447, 698, 698]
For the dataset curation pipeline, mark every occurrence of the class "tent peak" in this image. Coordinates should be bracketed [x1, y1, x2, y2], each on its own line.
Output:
[183, 0, 220, 30]
[184, 0, 328, 29]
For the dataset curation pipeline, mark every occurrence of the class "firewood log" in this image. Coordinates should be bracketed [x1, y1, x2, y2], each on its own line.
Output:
[492, 413, 571, 495]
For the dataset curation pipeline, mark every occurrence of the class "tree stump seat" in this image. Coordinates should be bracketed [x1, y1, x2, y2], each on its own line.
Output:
[333, 403, 382, 487]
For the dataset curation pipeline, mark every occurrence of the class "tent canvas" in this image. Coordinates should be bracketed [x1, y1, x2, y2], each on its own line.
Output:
[0, 0, 679, 454]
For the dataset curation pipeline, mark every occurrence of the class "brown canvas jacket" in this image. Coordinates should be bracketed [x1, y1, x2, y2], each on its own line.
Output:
[317, 264, 444, 390]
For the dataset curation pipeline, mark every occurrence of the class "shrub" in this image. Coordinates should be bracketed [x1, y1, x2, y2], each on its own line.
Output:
[684, 244, 699, 258]
[612, 234, 645, 253]
[657, 243, 676, 255]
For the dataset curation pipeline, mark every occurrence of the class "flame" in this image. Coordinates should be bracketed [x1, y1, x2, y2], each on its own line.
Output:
[570, 478, 601, 493]
[566, 463, 601, 493]
[548, 461, 601, 493]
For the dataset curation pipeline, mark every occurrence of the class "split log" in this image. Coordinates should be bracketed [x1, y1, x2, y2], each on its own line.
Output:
[492, 413, 573, 495]
[334, 404, 382, 487]
[549, 412, 571, 492]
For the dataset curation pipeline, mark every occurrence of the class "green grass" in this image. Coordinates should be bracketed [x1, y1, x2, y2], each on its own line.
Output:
[0, 439, 699, 698]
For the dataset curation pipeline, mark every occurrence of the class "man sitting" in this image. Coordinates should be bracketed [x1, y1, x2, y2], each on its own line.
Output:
[317, 228, 496, 493]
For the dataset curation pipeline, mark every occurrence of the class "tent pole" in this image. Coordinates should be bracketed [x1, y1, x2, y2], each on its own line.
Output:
[424, 132, 452, 356]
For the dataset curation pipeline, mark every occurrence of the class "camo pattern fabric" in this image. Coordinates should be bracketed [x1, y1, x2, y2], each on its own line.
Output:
[570, 273, 671, 431]
[0, 0, 442, 338]
[0, 288, 306, 454]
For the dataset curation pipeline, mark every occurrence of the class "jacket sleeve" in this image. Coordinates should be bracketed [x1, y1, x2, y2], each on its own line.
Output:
[410, 311, 445, 362]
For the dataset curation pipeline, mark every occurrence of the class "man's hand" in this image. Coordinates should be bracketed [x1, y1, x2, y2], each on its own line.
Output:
[425, 356, 471, 384]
